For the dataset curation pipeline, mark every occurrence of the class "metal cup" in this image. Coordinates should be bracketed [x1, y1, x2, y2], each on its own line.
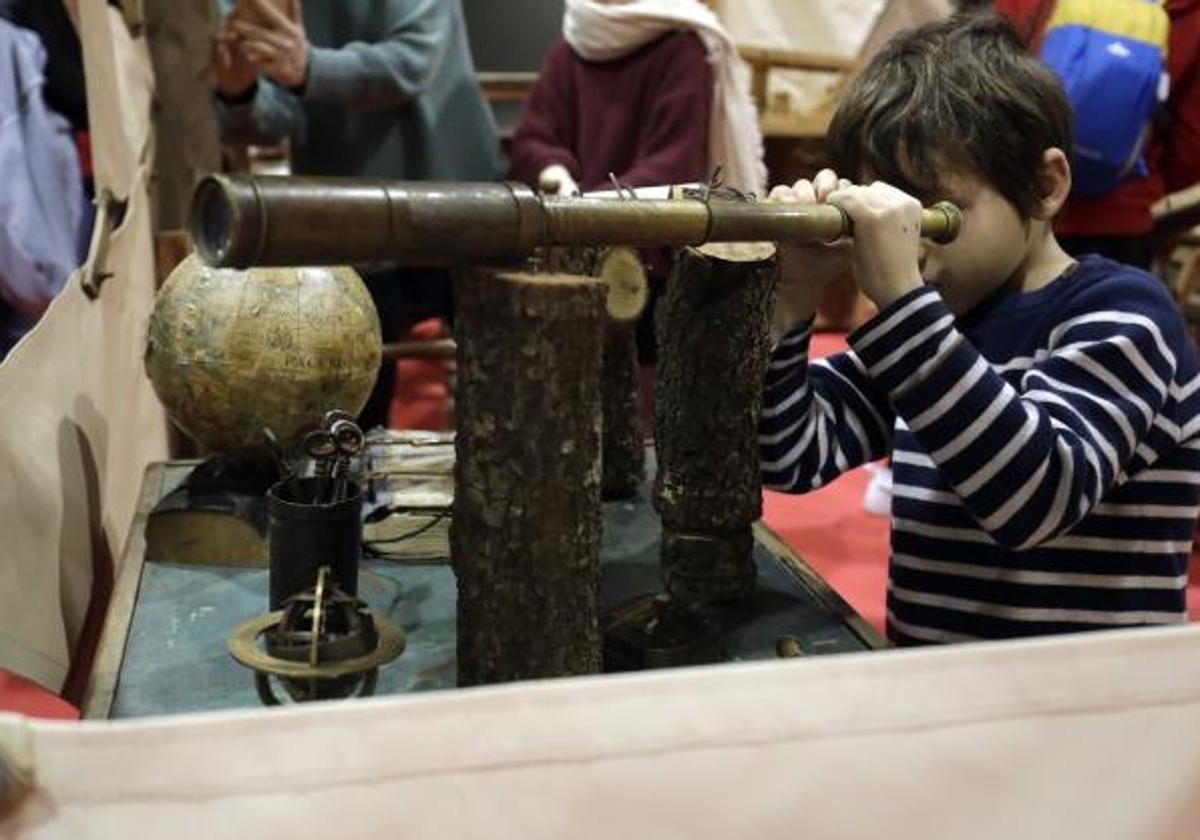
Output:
[266, 477, 362, 610]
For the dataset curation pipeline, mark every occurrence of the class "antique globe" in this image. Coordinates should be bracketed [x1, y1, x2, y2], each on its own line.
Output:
[144, 254, 382, 457]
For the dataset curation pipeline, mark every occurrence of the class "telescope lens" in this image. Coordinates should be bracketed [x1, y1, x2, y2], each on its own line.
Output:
[190, 177, 234, 266]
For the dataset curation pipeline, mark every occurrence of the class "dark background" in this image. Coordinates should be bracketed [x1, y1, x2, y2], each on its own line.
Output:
[461, 0, 564, 136]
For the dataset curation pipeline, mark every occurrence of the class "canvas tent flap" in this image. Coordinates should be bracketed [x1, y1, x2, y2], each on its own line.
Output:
[0, 4, 167, 693]
[719, 0, 953, 115]
[2, 624, 1200, 837]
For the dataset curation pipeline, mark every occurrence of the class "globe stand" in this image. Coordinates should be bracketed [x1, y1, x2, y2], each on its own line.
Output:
[143, 453, 276, 567]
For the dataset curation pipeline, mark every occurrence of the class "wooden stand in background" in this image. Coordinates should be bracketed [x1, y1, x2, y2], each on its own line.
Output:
[653, 242, 778, 604]
[451, 268, 606, 685]
[144, 0, 220, 461]
[143, 0, 220, 231]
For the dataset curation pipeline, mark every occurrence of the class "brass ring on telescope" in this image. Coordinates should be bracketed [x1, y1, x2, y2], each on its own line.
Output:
[928, 201, 963, 244]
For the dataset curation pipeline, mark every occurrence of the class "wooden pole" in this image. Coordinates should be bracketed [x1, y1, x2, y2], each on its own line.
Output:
[143, 0, 220, 460]
[143, 0, 221, 231]
[653, 242, 778, 604]
[381, 338, 457, 361]
[451, 268, 605, 685]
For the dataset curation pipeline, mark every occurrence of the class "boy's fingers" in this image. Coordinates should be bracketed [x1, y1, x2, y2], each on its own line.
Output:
[813, 169, 839, 201]
[789, 179, 816, 204]
[766, 184, 794, 202]
[825, 184, 859, 209]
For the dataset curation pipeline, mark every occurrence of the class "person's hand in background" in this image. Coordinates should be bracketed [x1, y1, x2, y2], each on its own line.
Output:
[214, 5, 258, 98]
[231, 0, 309, 91]
[538, 164, 580, 197]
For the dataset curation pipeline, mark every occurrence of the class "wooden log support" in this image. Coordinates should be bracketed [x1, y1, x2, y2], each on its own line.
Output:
[545, 245, 647, 500]
[601, 319, 644, 500]
[653, 242, 779, 604]
[451, 268, 606, 685]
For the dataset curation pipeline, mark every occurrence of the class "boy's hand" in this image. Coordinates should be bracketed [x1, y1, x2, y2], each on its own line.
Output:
[768, 169, 853, 321]
[826, 182, 925, 310]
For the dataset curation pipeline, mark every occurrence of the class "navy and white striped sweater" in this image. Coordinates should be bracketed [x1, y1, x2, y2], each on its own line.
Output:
[760, 256, 1200, 644]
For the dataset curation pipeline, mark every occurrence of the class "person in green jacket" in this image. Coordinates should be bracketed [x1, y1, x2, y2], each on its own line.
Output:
[214, 0, 504, 427]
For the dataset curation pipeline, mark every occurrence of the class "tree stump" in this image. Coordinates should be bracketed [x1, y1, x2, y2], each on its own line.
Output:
[601, 319, 644, 500]
[452, 268, 605, 685]
[653, 242, 778, 604]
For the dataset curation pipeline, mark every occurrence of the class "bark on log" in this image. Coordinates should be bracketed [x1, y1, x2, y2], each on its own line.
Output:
[452, 268, 605, 685]
[653, 242, 778, 604]
[543, 245, 646, 499]
[601, 319, 644, 500]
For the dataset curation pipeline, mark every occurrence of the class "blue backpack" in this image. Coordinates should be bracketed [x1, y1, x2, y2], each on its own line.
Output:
[1035, 0, 1170, 197]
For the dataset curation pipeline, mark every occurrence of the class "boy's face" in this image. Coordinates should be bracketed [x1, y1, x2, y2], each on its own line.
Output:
[914, 168, 1034, 317]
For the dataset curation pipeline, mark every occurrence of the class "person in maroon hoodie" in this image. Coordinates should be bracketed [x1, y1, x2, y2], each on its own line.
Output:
[508, 28, 712, 369]
[508, 30, 711, 198]
[993, 0, 1200, 268]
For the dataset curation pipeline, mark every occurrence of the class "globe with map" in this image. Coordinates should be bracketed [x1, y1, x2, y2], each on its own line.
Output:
[144, 254, 381, 456]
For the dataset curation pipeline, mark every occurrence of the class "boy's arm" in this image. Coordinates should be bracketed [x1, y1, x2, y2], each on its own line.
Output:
[761, 170, 896, 491]
[851, 281, 1188, 549]
[760, 320, 896, 492]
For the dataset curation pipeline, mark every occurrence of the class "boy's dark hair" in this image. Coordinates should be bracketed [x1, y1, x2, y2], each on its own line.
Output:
[827, 14, 1073, 217]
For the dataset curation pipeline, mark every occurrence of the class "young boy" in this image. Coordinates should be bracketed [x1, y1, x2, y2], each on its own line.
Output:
[761, 14, 1200, 645]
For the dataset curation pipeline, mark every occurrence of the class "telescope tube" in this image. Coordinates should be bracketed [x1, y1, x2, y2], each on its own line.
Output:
[191, 174, 962, 269]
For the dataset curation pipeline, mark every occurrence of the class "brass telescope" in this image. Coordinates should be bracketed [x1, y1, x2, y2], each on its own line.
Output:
[191, 174, 962, 269]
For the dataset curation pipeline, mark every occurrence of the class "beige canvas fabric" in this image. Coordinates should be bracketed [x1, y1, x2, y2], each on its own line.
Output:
[0, 3, 167, 692]
[719, 0, 952, 114]
[2, 624, 1200, 837]
[718, 0, 886, 113]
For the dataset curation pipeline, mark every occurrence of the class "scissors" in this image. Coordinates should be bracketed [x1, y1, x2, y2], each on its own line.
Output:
[328, 418, 365, 504]
[302, 413, 366, 504]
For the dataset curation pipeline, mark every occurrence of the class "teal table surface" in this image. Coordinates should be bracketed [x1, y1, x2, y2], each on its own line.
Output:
[85, 459, 882, 719]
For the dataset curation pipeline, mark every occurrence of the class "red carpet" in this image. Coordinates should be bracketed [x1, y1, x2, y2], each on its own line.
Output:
[0, 672, 79, 719]
[764, 469, 891, 635]
[389, 318, 453, 431]
[759, 331, 889, 633]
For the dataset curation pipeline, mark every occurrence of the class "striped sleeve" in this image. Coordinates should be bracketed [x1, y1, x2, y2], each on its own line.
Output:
[759, 318, 895, 492]
[850, 286, 1179, 550]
